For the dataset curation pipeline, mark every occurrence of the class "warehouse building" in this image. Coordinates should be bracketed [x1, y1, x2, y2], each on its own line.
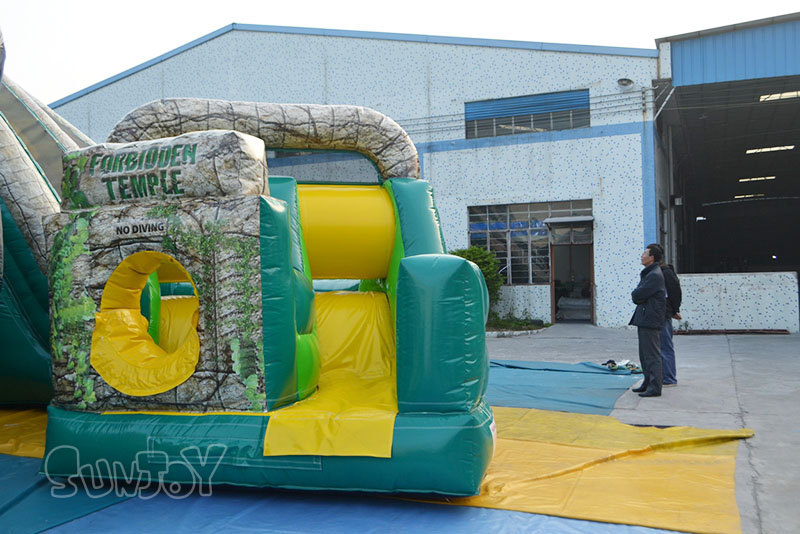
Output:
[48, 14, 800, 330]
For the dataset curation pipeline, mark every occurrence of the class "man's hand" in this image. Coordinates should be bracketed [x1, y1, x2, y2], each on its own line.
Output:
[672, 313, 682, 320]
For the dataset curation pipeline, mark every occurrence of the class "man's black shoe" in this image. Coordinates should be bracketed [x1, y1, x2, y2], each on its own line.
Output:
[638, 390, 661, 397]
[632, 385, 647, 393]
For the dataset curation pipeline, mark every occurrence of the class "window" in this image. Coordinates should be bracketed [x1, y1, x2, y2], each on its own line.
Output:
[468, 200, 593, 285]
[465, 90, 590, 139]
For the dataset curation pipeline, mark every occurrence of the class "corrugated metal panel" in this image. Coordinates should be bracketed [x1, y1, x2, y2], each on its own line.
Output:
[672, 19, 800, 86]
[465, 90, 589, 120]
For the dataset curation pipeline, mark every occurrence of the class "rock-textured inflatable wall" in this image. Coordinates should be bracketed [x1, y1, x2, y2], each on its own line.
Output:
[108, 99, 420, 180]
[46, 130, 271, 411]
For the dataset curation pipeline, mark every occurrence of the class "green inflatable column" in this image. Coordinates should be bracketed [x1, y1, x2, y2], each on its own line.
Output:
[395, 254, 489, 413]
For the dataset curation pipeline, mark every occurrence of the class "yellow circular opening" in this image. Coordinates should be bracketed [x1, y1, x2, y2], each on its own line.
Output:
[90, 251, 200, 397]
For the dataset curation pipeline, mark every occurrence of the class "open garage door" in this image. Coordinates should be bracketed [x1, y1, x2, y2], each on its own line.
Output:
[659, 74, 800, 274]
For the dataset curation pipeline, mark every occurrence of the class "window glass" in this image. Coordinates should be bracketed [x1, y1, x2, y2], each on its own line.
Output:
[468, 205, 487, 216]
[551, 227, 571, 244]
[475, 118, 495, 138]
[489, 231, 507, 254]
[530, 205, 549, 225]
[572, 225, 593, 244]
[510, 258, 530, 285]
[571, 199, 592, 213]
[550, 201, 571, 218]
[551, 110, 573, 131]
[531, 257, 550, 284]
[488, 205, 507, 228]
[469, 233, 487, 249]
[572, 108, 590, 128]
[512, 115, 534, 134]
[530, 222, 548, 238]
[509, 210, 529, 230]
[465, 120, 477, 139]
[468, 207, 488, 232]
[530, 235, 549, 257]
[495, 116, 514, 136]
[529, 202, 548, 214]
[531, 112, 552, 132]
[469, 214, 487, 230]
[510, 231, 529, 257]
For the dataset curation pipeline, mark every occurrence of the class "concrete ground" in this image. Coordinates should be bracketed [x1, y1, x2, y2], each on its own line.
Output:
[487, 323, 800, 534]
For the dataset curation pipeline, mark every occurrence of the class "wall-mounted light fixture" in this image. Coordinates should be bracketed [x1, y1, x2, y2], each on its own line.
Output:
[617, 78, 634, 88]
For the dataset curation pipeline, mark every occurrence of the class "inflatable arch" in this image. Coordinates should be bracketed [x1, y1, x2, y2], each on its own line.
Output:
[2, 95, 494, 495]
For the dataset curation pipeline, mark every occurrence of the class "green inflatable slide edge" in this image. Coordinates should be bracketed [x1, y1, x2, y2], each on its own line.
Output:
[0, 198, 53, 404]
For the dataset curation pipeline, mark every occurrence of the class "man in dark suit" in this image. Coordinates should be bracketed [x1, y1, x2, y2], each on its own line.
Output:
[629, 244, 666, 397]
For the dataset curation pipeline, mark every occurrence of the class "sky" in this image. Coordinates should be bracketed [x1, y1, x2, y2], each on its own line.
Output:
[1, 0, 798, 104]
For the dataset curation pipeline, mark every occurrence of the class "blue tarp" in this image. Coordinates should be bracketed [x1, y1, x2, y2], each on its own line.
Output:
[485, 360, 641, 415]
[0, 454, 128, 534]
[2, 361, 650, 533]
[47, 485, 675, 534]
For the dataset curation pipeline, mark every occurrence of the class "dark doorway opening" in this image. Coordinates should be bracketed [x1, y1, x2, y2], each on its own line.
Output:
[657, 74, 800, 274]
[552, 243, 594, 323]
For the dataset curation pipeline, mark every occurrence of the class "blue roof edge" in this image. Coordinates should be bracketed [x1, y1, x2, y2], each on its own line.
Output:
[50, 22, 657, 108]
[231, 23, 658, 56]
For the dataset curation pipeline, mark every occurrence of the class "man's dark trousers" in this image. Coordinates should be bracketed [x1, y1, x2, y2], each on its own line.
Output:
[660, 319, 677, 384]
[638, 327, 662, 394]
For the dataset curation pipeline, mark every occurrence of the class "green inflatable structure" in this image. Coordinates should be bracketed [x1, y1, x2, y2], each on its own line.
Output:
[0, 86, 494, 495]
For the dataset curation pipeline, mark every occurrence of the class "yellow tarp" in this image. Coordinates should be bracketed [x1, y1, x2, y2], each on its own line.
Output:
[431, 407, 754, 534]
[0, 409, 47, 458]
[1, 405, 754, 534]
[263, 292, 397, 457]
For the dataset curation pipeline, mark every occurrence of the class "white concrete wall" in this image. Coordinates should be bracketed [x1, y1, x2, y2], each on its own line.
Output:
[678, 272, 799, 333]
[496, 285, 552, 322]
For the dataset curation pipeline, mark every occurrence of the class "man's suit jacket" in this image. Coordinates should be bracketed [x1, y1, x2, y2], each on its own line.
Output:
[629, 264, 666, 329]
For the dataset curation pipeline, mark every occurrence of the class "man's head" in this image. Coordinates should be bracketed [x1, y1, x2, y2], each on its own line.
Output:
[641, 243, 663, 266]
